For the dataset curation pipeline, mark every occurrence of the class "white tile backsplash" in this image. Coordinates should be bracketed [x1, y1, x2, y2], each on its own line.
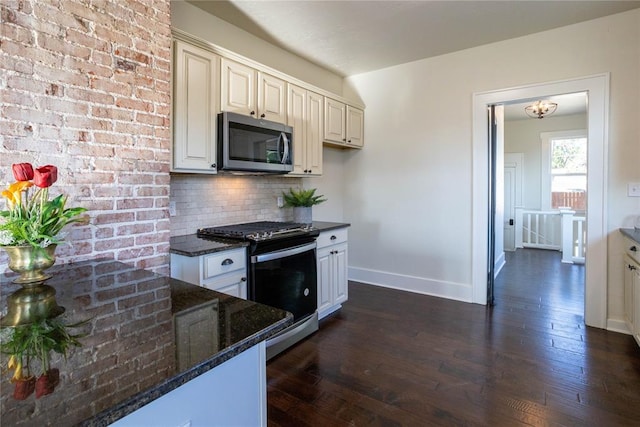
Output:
[169, 174, 303, 236]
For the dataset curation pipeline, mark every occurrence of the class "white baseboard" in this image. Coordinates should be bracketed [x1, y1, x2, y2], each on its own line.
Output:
[606, 318, 631, 335]
[348, 267, 472, 303]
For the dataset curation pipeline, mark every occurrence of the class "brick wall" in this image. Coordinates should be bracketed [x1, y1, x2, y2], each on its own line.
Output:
[1, 0, 172, 274]
[170, 174, 304, 237]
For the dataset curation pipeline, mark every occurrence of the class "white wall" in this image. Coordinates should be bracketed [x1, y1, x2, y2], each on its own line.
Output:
[505, 113, 588, 211]
[344, 9, 640, 321]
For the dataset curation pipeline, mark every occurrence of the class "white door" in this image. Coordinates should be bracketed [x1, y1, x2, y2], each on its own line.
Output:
[503, 165, 516, 251]
[503, 153, 524, 252]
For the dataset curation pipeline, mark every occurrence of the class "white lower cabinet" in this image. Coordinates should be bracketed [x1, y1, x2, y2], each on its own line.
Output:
[317, 228, 348, 319]
[623, 236, 640, 346]
[171, 247, 247, 299]
[110, 341, 267, 427]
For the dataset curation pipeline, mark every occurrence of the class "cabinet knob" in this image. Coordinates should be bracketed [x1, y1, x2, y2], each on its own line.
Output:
[342, 138, 346, 142]
[241, 277, 247, 282]
[304, 169, 308, 173]
[250, 110, 255, 116]
[629, 264, 638, 271]
[211, 163, 216, 168]
[348, 139, 352, 143]
[221, 258, 234, 266]
[330, 235, 337, 240]
[260, 113, 265, 118]
[308, 169, 312, 173]
[631, 245, 638, 252]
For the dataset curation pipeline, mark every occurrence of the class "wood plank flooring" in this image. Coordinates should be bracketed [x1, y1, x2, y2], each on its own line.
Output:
[266, 249, 640, 426]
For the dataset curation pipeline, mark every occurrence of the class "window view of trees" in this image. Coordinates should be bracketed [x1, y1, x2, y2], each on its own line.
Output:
[551, 137, 587, 210]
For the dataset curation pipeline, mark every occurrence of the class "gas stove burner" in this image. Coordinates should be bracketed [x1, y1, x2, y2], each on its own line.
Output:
[197, 221, 316, 242]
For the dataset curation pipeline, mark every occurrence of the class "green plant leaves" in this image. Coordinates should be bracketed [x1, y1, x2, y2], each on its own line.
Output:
[282, 188, 327, 207]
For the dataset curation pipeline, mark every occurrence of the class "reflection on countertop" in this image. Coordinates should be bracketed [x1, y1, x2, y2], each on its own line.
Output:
[0, 258, 292, 426]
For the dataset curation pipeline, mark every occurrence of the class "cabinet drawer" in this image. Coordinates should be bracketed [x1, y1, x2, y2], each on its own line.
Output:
[624, 237, 640, 265]
[203, 248, 246, 280]
[317, 228, 348, 249]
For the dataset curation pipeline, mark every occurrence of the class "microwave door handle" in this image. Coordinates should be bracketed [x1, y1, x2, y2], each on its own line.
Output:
[280, 132, 290, 164]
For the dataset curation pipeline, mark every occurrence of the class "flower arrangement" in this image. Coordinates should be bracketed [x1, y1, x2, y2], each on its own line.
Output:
[0, 163, 87, 249]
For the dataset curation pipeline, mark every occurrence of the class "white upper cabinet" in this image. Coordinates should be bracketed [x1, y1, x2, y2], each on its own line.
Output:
[287, 84, 323, 176]
[259, 73, 287, 123]
[172, 40, 219, 173]
[346, 105, 364, 148]
[221, 58, 286, 123]
[220, 58, 256, 116]
[324, 97, 346, 144]
[172, 32, 365, 175]
[324, 98, 364, 148]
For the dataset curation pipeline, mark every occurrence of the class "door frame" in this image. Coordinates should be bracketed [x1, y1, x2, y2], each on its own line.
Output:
[471, 73, 609, 329]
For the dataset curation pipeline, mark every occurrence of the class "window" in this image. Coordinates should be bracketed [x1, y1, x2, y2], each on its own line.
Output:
[541, 130, 587, 211]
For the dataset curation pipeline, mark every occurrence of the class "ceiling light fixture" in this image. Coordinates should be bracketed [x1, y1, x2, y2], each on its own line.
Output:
[524, 100, 558, 119]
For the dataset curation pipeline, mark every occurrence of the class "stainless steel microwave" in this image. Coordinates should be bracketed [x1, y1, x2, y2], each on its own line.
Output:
[217, 111, 293, 174]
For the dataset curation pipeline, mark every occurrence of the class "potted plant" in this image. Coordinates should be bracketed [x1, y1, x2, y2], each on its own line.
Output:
[282, 188, 326, 224]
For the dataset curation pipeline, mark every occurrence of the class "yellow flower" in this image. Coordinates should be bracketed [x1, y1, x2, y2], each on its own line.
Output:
[8, 355, 24, 383]
[2, 181, 33, 208]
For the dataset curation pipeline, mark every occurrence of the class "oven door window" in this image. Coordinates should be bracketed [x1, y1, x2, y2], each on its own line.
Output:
[250, 243, 317, 321]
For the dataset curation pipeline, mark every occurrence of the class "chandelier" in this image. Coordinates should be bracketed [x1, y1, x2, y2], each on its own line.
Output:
[524, 100, 558, 119]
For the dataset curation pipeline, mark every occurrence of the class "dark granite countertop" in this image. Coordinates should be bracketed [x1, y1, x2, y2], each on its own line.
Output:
[621, 228, 640, 245]
[170, 234, 248, 257]
[0, 259, 292, 426]
[312, 221, 351, 232]
[169, 222, 349, 258]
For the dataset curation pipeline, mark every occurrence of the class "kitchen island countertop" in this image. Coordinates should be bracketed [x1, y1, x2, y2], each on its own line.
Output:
[0, 258, 292, 426]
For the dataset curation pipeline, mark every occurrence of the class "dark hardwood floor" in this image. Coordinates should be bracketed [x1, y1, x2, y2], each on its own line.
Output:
[266, 249, 640, 426]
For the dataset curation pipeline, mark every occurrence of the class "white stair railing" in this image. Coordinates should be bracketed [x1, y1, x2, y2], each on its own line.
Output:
[515, 207, 586, 264]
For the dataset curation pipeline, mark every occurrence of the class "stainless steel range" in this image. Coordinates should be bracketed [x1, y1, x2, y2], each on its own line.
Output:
[198, 221, 320, 359]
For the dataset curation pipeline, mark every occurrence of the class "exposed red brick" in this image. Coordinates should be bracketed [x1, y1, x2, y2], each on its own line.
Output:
[94, 212, 136, 225]
[1, 0, 171, 279]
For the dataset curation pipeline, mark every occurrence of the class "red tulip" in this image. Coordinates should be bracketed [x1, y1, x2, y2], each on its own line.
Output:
[33, 165, 58, 188]
[12, 163, 34, 181]
[35, 368, 60, 398]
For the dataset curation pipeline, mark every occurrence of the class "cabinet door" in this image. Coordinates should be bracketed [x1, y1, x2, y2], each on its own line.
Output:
[259, 72, 286, 123]
[306, 91, 324, 175]
[633, 263, 640, 346]
[221, 58, 256, 116]
[324, 98, 346, 144]
[204, 271, 248, 300]
[317, 247, 332, 316]
[346, 105, 364, 148]
[287, 84, 307, 175]
[172, 40, 218, 172]
[624, 257, 635, 331]
[333, 243, 348, 305]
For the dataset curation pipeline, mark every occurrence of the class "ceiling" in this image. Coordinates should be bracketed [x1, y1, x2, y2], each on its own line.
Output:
[186, 0, 640, 77]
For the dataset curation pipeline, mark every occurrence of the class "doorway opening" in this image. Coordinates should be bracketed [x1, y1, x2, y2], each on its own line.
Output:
[472, 74, 609, 329]
[494, 93, 588, 316]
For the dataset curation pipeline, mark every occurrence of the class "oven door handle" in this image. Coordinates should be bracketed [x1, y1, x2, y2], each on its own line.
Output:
[251, 242, 316, 264]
